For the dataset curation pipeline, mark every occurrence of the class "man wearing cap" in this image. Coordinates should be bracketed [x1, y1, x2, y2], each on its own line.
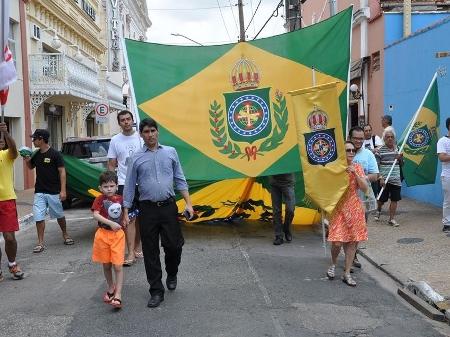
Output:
[0, 122, 25, 280]
[23, 129, 74, 253]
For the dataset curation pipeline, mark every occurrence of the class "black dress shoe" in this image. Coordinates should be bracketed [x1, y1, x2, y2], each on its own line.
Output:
[284, 230, 292, 243]
[147, 294, 164, 308]
[166, 276, 177, 291]
[273, 236, 284, 245]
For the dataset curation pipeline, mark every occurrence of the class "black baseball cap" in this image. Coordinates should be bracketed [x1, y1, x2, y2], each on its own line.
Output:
[31, 129, 50, 141]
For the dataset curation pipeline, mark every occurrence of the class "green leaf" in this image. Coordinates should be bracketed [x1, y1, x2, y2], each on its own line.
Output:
[216, 118, 224, 128]
[234, 143, 242, 154]
[218, 126, 225, 135]
[210, 129, 220, 138]
[272, 102, 281, 114]
[213, 139, 225, 147]
[228, 152, 240, 159]
[274, 113, 283, 128]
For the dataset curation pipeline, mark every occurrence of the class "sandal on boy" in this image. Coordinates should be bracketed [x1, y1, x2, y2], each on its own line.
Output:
[110, 298, 122, 309]
[123, 259, 136, 267]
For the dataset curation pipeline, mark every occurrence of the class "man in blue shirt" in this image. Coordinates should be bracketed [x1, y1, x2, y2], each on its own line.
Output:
[123, 118, 194, 308]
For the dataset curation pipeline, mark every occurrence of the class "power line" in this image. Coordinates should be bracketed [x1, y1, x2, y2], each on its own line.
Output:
[253, 0, 284, 40]
[228, 0, 239, 36]
[216, 0, 232, 41]
[245, 0, 262, 33]
[148, 5, 234, 11]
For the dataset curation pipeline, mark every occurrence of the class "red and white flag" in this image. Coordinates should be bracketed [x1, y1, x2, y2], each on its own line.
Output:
[0, 0, 17, 105]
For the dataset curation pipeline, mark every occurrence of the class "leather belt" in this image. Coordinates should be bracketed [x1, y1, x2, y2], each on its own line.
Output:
[141, 197, 175, 207]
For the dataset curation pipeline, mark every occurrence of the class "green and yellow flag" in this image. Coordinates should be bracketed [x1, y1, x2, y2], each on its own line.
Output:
[289, 83, 348, 214]
[400, 74, 440, 187]
[125, 8, 352, 180]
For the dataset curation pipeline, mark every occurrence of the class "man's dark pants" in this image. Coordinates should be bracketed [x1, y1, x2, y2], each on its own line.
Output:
[270, 185, 295, 237]
[138, 199, 184, 296]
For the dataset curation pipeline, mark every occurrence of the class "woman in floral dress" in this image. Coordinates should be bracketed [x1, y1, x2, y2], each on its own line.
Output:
[326, 141, 368, 286]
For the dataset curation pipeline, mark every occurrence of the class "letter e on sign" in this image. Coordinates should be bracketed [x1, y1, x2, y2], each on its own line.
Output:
[95, 103, 109, 124]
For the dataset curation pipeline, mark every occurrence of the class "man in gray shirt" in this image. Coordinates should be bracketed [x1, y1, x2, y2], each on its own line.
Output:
[269, 173, 296, 245]
[123, 118, 194, 308]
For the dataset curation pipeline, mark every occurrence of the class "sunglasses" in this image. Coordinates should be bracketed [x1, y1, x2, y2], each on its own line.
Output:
[345, 148, 356, 153]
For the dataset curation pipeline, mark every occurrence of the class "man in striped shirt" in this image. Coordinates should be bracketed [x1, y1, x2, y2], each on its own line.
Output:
[375, 126, 403, 227]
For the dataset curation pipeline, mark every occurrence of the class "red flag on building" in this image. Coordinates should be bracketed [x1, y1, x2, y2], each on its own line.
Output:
[0, 0, 17, 116]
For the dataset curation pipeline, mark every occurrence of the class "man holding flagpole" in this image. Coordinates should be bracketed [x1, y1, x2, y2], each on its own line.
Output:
[437, 118, 450, 233]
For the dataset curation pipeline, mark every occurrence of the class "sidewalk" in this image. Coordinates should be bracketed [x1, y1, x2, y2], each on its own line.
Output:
[14, 190, 449, 297]
[359, 197, 450, 297]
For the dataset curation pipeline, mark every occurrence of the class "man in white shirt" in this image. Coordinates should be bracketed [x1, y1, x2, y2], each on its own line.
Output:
[363, 124, 383, 152]
[108, 110, 143, 265]
[437, 117, 450, 233]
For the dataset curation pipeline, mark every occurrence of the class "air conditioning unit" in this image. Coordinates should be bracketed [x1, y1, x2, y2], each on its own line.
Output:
[31, 24, 41, 41]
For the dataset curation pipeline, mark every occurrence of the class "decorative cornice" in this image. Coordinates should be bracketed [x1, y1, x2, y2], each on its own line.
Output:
[30, 1, 107, 56]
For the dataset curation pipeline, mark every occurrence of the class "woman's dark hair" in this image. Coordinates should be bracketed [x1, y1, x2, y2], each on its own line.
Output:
[139, 118, 158, 133]
[446, 117, 450, 130]
[99, 170, 118, 185]
[345, 140, 355, 148]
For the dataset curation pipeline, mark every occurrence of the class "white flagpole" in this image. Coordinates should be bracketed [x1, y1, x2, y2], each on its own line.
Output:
[121, 38, 140, 128]
[311, 66, 328, 256]
[377, 72, 438, 199]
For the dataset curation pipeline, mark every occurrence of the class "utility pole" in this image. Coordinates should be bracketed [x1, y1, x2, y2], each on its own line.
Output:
[238, 0, 245, 42]
[403, 0, 412, 37]
[329, 0, 337, 17]
[285, 0, 302, 31]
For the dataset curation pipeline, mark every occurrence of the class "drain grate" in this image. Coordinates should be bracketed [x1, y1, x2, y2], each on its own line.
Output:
[397, 237, 424, 244]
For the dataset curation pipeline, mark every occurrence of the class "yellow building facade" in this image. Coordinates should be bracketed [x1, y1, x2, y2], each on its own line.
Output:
[26, 0, 124, 150]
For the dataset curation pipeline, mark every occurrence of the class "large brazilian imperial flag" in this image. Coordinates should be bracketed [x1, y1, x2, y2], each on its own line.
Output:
[125, 8, 351, 179]
[122, 8, 352, 224]
[400, 74, 440, 187]
[289, 83, 348, 214]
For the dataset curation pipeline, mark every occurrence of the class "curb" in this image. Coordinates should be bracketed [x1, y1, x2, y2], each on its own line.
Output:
[357, 249, 448, 323]
[357, 249, 404, 286]
[398, 288, 446, 322]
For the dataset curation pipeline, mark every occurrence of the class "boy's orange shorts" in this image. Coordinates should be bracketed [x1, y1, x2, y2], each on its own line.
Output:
[92, 228, 125, 266]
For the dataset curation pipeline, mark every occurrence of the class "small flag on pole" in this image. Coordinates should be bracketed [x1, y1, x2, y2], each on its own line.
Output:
[399, 74, 440, 186]
[0, 0, 18, 120]
[289, 82, 349, 214]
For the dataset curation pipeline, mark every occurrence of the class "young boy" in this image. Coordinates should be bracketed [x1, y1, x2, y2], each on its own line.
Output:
[91, 171, 126, 309]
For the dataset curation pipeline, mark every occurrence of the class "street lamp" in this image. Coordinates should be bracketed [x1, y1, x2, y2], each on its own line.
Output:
[170, 33, 204, 46]
[349, 83, 362, 100]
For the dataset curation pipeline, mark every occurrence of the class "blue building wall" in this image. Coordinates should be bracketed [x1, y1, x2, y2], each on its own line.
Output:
[385, 12, 450, 45]
[384, 17, 450, 207]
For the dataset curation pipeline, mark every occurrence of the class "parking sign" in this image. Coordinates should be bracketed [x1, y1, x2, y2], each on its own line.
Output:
[95, 103, 109, 124]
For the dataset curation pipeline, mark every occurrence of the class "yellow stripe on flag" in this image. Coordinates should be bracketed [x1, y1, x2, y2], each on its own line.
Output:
[289, 82, 348, 214]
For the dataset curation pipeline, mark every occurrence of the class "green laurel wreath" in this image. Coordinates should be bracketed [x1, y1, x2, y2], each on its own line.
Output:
[209, 93, 288, 159]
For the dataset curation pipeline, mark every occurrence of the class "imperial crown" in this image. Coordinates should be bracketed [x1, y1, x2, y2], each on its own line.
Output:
[307, 106, 328, 131]
[230, 57, 260, 91]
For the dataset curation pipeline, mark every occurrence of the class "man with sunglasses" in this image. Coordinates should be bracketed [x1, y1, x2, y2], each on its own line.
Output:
[348, 126, 379, 268]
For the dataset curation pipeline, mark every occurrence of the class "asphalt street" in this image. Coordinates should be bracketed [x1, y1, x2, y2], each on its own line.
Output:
[0, 204, 449, 337]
